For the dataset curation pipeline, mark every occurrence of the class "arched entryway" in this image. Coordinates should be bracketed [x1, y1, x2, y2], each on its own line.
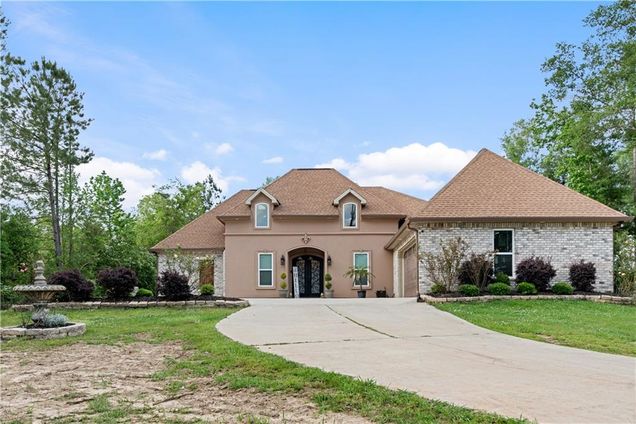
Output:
[288, 247, 325, 297]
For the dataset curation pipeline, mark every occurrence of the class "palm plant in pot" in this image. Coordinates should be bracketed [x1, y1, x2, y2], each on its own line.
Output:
[344, 266, 374, 298]
[324, 273, 333, 298]
[278, 272, 288, 298]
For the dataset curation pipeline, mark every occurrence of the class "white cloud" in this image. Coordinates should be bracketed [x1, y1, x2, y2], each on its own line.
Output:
[262, 156, 283, 164]
[77, 157, 161, 209]
[316, 142, 477, 195]
[142, 149, 168, 161]
[215, 143, 234, 156]
[180, 161, 245, 192]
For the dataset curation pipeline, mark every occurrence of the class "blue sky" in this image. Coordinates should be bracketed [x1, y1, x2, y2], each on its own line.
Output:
[4, 1, 600, 208]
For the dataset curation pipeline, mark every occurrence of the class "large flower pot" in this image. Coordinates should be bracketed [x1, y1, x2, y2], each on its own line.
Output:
[357, 290, 366, 298]
[278, 289, 288, 298]
[324, 288, 334, 298]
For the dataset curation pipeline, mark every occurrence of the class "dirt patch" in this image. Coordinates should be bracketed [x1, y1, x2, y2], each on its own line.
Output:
[0, 342, 370, 423]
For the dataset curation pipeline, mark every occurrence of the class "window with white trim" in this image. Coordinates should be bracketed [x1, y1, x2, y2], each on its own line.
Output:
[494, 230, 514, 277]
[343, 203, 358, 228]
[258, 253, 273, 287]
[353, 252, 369, 286]
[255, 203, 269, 228]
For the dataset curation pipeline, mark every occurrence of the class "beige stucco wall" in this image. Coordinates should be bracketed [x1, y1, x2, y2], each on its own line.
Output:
[223, 192, 401, 298]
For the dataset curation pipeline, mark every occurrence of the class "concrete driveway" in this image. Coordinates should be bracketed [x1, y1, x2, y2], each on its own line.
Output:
[217, 298, 636, 423]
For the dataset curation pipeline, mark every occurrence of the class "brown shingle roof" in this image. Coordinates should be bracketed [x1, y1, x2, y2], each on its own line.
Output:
[412, 149, 630, 223]
[363, 186, 428, 217]
[150, 189, 254, 251]
[218, 168, 405, 218]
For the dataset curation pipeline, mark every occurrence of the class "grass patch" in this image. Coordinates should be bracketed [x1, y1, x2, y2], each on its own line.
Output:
[435, 300, 636, 356]
[1, 307, 523, 423]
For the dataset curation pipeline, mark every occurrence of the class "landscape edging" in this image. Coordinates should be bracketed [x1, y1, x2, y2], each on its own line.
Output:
[11, 299, 250, 312]
[420, 294, 634, 305]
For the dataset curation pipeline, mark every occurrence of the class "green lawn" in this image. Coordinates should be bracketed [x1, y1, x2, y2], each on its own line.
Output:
[0, 307, 523, 424]
[435, 300, 636, 356]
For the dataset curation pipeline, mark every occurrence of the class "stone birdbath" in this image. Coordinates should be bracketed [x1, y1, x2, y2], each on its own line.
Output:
[13, 260, 66, 325]
[1, 260, 86, 340]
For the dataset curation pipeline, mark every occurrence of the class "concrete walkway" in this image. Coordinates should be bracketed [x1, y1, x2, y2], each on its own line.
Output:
[217, 298, 636, 423]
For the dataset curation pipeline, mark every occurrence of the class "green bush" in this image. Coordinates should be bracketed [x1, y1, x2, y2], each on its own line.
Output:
[135, 288, 154, 298]
[551, 282, 574, 295]
[516, 282, 537, 295]
[40, 313, 69, 328]
[0, 284, 24, 309]
[200, 284, 214, 295]
[430, 283, 446, 295]
[486, 282, 511, 295]
[494, 272, 510, 285]
[458, 284, 480, 297]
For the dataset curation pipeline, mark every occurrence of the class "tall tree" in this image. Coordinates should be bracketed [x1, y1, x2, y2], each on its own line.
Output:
[502, 0, 635, 220]
[1, 53, 93, 267]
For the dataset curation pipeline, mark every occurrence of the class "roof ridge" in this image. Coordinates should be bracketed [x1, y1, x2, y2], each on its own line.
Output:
[364, 186, 428, 203]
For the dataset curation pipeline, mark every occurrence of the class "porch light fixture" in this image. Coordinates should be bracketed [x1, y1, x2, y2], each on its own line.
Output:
[327, 255, 332, 266]
[280, 255, 285, 266]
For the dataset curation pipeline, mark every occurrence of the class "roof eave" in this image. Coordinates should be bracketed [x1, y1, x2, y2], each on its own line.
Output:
[409, 215, 632, 224]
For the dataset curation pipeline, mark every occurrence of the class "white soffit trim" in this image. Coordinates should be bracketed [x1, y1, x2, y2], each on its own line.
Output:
[333, 188, 367, 206]
[245, 188, 280, 206]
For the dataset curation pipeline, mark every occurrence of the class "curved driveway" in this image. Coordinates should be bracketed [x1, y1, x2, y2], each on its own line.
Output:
[217, 298, 636, 423]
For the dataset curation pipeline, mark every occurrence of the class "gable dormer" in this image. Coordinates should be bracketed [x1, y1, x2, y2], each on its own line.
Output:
[245, 188, 279, 229]
[334, 188, 367, 230]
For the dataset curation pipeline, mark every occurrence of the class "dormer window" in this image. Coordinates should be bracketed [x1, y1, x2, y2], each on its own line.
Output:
[343, 202, 358, 228]
[255, 203, 269, 228]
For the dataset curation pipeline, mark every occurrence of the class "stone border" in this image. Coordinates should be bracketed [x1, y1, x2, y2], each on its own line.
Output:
[0, 323, 86, 340]
[11, 299, 249, 312]
[420, 294, 634, 305]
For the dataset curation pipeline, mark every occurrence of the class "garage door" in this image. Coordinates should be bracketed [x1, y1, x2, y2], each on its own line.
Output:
[402, 244, 418, 297]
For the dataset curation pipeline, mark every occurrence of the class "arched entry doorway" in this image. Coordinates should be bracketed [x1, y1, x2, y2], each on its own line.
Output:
[288, 247, 324, 297]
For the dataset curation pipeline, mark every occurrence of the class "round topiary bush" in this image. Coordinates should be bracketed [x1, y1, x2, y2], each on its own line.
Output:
[486, 282, 511, 295]
[515, 256, 556, 292]
[516, 282, 537, 295]
[458, 284, 480, 297]
[551, 281, 574, 295]
[49, 270, 94, 301]
[97, 267, 138, 300]
[158, 270, 190, 300]
[135, 288, 154, 298]
[200, 284, 214, 296]
[494, 272, 510, 285]
[569, 260, 596, 292]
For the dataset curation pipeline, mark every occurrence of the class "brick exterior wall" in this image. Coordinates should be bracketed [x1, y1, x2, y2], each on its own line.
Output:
[157, 250, 225, 295]
[416, 222, 614, 294]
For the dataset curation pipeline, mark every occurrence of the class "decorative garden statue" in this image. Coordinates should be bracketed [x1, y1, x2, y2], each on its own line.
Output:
[13, 260, 66, 325]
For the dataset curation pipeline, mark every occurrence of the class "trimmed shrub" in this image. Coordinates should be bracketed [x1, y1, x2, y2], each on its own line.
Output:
[158, 271, 190, 300]
[515, 256, 556, 292]
[97, 267, 138, 300]
[486, 282, 511, 295]
[200, 284, 214, 296]
[494, 272, 510, 285]
[552, 281, 574, 295]
[40, 313, 69, 328]
[458, 284, 480, 297]
[430, 283, 446, 296]
[458, 254, 494, 289]
[516, 282, 537, 295]
[569, 261, 596, 292]
[49, 270, 93, 301]
[135, 288, 154, 298]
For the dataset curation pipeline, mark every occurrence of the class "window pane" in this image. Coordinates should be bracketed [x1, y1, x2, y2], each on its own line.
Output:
[494, 255, 513, 276]
[259, 270, 273, 286]
[354, 253, 368, 269]
[494, 230, 513, 253]
[259, 253, 272, 270]
[343, 203, 357, 227]
[256, 204, 268, 227]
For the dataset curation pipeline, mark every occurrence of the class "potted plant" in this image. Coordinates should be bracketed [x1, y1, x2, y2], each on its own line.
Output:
[324, 273, 333, 298]
[278, 272, 288, 298]
[344, 266, 374, 298]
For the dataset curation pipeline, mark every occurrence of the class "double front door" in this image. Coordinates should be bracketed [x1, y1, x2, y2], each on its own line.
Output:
[291, 255, 323, 297]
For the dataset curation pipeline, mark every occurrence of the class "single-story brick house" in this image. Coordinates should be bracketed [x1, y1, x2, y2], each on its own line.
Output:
[152, 149, 630, 297]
